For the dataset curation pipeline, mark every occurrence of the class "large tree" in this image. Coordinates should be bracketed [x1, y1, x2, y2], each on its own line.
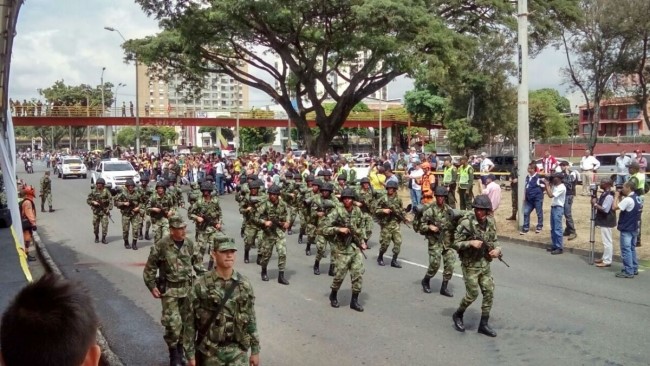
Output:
[126, 0, 578, 155]
[529, 89, 571, 139]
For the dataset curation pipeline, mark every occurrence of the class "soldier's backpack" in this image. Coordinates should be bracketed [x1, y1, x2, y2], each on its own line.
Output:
[411, 204, 429, 235]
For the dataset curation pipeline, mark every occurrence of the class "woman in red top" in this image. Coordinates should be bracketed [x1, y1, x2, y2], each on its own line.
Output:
[20, 185, 37, 261]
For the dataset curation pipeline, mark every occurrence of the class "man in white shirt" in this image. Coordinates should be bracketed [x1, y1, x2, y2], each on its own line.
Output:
[592, 178, 616, 267]
[213, 157, 226, 195]
[482, 174, 501, 213]
[544, 173, 566, 255]
[479, 152, 494, 188]
[579, 149, 600, 195]
[408, 161, 424, 207]
[615, 151, 631, 186]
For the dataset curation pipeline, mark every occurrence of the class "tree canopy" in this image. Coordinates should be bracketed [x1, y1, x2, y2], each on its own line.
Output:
[529, 89, 571, 139]
[116, 126, 178, 147]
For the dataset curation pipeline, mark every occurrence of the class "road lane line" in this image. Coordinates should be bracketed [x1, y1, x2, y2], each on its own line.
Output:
[390, 258, 464, 279]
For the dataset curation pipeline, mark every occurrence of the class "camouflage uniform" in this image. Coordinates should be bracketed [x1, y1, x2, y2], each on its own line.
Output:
[142, 217, 203, 363]
[303, 178, 320, 252]
[191, 263, 260, 364]
[280, 173, 298, 234]
[86, 184, 113, 243]
[254, 185, 290, 284]
[355, 180, 375, 244]
[239, 185, 265, 263]
[147, 187, 176, 243]
[39, 174, 53, 212]
[114, 182, 144, 249]
[188, 190, 224, 260]
[295, 176, 313, 243]
[418, 198, 456, 296]
[311, 185, 340, 276]
[321, 201, 366, 312]
[375, 188, 407, 267]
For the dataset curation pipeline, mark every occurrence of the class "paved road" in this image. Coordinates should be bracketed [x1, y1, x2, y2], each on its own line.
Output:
[20, 164, 650, 365]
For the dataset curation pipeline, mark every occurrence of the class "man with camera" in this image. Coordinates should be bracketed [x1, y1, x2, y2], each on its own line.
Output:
[559, 161, 579, 241]
[613, 181, 641, 278]
[592, 178, 616, 267]
[544, 173, 566, 255]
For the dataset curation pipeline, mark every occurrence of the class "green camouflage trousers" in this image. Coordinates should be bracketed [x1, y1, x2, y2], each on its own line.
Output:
[143, 212, 152, 231]
[161, 295, 194, 353]
[41, 192, 53, 207]
[197, 229, 219, 259]
[306, 221, 317, 245]
[121, 214, 142, 241]
[92, 214, 109, 235]
[258, 233, 287, 271]
[243, 222, 260, 251]
[379, 222, 402, 255]
[288, 206, 298, 226]
[458, 188, 473, 211]
[360, 212, 373, 241]
[152, 218, 170, 244]
[198, 343, 247, 366]
[445, 184, 457, 209]
[459, 265, 494, 316]
[315, 234, 335, 261]
[426, 240, 455, 280]
[298, 209, 309, 232]
[331, 250, 365, 293]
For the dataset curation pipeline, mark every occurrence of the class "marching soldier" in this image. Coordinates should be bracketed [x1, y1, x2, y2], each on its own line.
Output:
[39, 171, 54, 212]
[375, 180, 410, 268]
[188, 181, 224, 266]
[333, 172, 348, 197]
[441, 157, 458, 208]
[236, 175, 257, 238]
[354, 177, 375, 247]
[114, 179, 143, 250]
[137, 179, 151, 240]
[280, 171, 297, 235]
[86, 178, 113, 244]
[311, 182, 340, 276]
[240, 180, 265, 264]
[322, 188, 367, 312]
[143, 216, 203, 366]
[142, 175, 158, 240]
[304, 179, 321, 255]
[451, 194, 502, 337]
[296, 174, 315, 244]
[255, 184, 290, 285]
[418, 186, 456, 296]
[290, 173, 304, 236]
[190, 238, 260, 366]
[147, 181, 176, 244]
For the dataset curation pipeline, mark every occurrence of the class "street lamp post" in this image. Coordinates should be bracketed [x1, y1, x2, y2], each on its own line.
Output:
[101, 67, 108, 148]
[105, 26, 140, 155]
[366, 96, 401, 157]
[516, 0, 529, 230]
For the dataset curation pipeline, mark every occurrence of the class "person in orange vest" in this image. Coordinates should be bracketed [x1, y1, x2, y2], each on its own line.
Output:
[420, 162, 436, 204]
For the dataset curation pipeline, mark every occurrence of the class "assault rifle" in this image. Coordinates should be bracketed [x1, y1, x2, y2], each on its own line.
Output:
[384, 200, 411, 228]
[155, 258, 167, 294]
[314, 199, 336, 213]
[342, 226, 367, 259]
[266, 216, 288, 231]
[458, 221, 509, 267]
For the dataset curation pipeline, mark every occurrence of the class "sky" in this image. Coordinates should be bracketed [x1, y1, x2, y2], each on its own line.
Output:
[9, 0, 577, 110]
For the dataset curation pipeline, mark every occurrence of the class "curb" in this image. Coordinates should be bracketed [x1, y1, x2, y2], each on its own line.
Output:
[498, 234, 625, 263]
[33, 231, 124, 366]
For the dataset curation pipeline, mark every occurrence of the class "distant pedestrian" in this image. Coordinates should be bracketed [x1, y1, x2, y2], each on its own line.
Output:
[520, 163, 545, 235]
[635, 149, 647, 173]
[544, 172, 566, 255]
[592, 178, 616, 268]
[542, 150, 559, 175]
[615, 150, 631, 186]
[613, 181, 641, 278]
[580, 149, 601, 195]
[121, 101, 126, 117]
[560, 161, 578, 240]
[482, 174, 501, 213]
[19, 185, 37, 261]
[129, 101, 134, 117]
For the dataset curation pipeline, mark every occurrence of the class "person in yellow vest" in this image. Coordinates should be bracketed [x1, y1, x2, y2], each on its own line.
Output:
[420, 162, 435, 204]
[441, 157, 458, 208]
[369, 163, 386, 191]
[627, 161, 646, 248]
[457, 156, 474, 210]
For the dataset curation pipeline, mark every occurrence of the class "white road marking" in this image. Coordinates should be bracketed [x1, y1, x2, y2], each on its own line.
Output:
[392, 258, 465, 279]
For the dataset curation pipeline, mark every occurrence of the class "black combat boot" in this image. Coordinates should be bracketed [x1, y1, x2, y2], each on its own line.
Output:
[452, 309, 465, 332]
[350, 292, 364, 312]
[256, 256, 261, 265]
[101, 235, 108, 244]
[478, 315, 497, 337]
[94, 233, 100, 243]
[124, 239, 131, 249]
[41, 203, 45, 213]
[244, 249, 250, 263]
[169, 347, 181, 366]
[49, 206, 55, 212]
[287, 229, 293, 235]
[329, 289, 339, 308]
[377, 250, 386, 266]
[390, 254, 402, 268]
[278, 271, 289, 285]
[240, 225, 245, 238]
[421, 275, 432, 293]
[313, 260, 320, 275]
[305, 242, 312, 256]
[440, 280, 453, 297]
[506, 209, 517, 221]
[261, 266, 269, 281]
[145, 229, 151, 241]
[177, 343, 187, 366]
[328, 263, 335, 276]
[298, 229, 304, 244]
[138, 228, 143, 240]
[132, 239, 138, 251]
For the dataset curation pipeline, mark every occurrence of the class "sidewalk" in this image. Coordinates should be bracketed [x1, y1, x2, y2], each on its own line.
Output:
[0, 227, 37, 314]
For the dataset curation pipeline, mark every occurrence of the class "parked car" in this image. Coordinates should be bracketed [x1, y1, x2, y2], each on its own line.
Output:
[57, 156, 87, 179]
[592, 152, 650, 186]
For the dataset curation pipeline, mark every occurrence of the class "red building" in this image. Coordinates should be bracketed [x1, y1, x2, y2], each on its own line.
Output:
[578, 97, 648, 136]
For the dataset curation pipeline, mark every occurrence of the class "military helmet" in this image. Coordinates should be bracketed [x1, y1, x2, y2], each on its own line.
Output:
[320, 182, 334, 192]
[322, 169, 332, 176]
[200, 181, 213, 191]
[267, 184, 281, 195]
[434, 186, 448, 197]
[386, 180, 399, 189]
[340, 188, 356, 199]
[284, 171, 294, 178]
[317, 170, 325, 177]
[249, 180, 262, 189]
[155, 181, 167, 189]
[337, 172, 347, 181]
[96, 178, 106, 185]
[247, 174, 256, 180]
[472, 194, 493, 210]
[125, 179, 135, 187]
[294, 174, 303, 181]
[306, 174, 315, 182]
[311, 179, 322, 188]
[360, 177, 370, 184]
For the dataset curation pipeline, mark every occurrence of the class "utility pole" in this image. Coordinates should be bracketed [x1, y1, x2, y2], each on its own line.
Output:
[101, 67, 107, 148]
[517, 0, 529, 228]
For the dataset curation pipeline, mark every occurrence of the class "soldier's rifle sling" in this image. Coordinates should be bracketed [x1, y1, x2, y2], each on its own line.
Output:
[196, 278, 239, 347]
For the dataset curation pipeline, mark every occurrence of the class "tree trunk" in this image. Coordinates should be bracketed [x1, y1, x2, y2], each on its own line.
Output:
[588, 102, 600, 152]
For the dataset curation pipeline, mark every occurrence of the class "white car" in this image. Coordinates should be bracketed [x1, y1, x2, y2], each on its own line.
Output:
[91, 159, 141, 193]
[58, 156, 87, 179]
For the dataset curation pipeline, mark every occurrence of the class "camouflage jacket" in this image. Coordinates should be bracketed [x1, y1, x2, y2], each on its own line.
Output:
[188, 196, 223, 232]
[40, 176, 52, 194]
[451, 214, 501, 268]
[113, 188, 143, 216]
[310, 195, 340, 226]
[190, 270, 260, 359]
[235, 183, 250, 203]
[254, 198, 289, 235]
[86, 188, 113, 215]
[375, 194, 406, 225]
[187, 183, 201, 206]
[142, 235, 202, 297]
[239, 193, 266, 221]
[419, 203, 454, 244]
[321, 205, 364, 254]
[333, 183, 348, 197]
[355, 187, 375, 214]
[147, 192, 176, 221]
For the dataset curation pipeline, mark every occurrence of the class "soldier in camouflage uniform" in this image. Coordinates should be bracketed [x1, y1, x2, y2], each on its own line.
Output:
[188, 181, 224, 265]
[354, 177, 375, 247]
[142, 175, 158, 240]
[189, 239, 260, 366]
[333, 172, 348, 197]
[147, 181, 176, 244]
[322, 188, 367, 312]
[114, 179, 143, 250]
[375, 180, 410, 268]
[297, 175, 315, 245]
[39, 171, 54, 212]
[240, 180, 265, 264]
[311, 182, 340, 276]
[418, 186, 456, 296]
[304, 179, 321, 255]
[187, 181, 202, 241]
[166, 179, 184, 209]
[143, 216, 203, 366]
[86, 178, 113, 244]
[280, 171, 297, 235]
[136, 179, 151, 240]
[254, 184, 290, 285]
[290, 173, 304, 237]
[236, 175, 256, 238]
[451, 194, 502, 337]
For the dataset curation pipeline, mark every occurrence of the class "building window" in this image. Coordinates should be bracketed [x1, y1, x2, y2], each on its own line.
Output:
[625, 123, 639, 136]
[627, 105, 641, 119]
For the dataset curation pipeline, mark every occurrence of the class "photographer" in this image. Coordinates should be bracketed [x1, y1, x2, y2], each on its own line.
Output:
[592, 178, 616, 267]
[560, 161, 579, 240]
[544, 173, 566, 255]
[613, 181, 640, 278]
